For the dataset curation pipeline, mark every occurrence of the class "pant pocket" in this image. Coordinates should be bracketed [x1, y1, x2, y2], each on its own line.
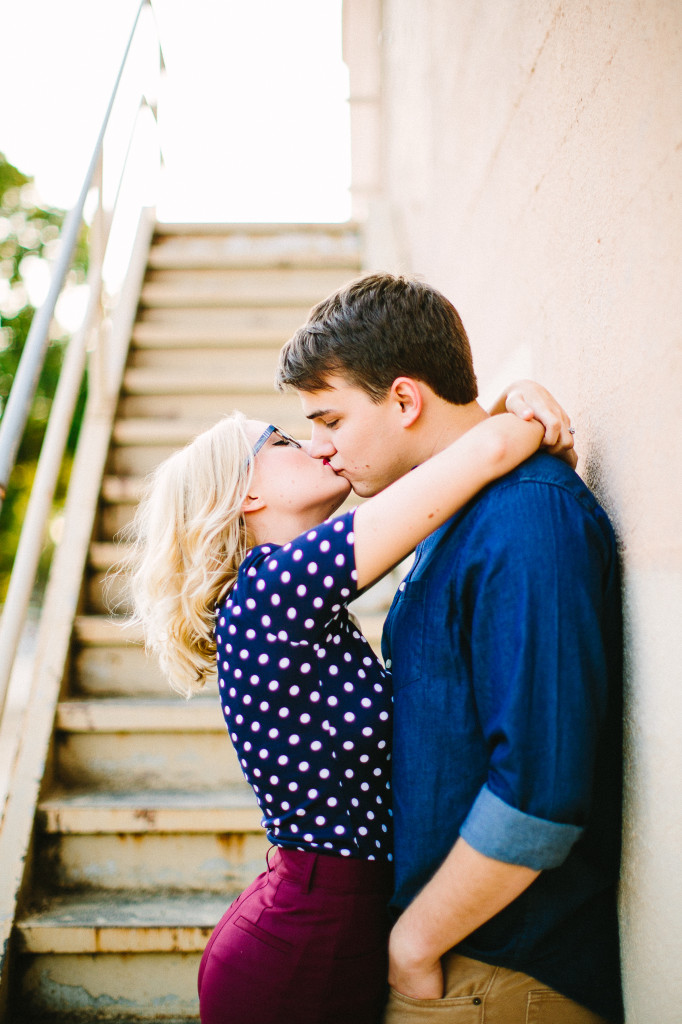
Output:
[383, 986, 483, 1023]
[526, 990, 608, 1024]
[233, 914, 295, 954]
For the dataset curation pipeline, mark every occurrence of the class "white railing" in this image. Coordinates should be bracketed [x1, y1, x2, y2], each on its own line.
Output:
[0, 0, 164, 723]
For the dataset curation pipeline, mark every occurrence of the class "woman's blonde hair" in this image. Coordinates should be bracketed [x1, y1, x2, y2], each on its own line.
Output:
[121, 412, 254, 697]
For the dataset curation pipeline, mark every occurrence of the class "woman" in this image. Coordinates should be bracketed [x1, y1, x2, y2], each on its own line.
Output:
[126, 402, 557, 1024]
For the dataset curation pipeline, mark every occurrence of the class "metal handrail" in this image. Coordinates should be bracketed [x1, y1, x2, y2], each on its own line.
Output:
[0, 0, 164, 719]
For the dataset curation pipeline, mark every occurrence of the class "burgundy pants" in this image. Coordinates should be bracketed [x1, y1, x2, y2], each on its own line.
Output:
[198, 847, 394, 1024]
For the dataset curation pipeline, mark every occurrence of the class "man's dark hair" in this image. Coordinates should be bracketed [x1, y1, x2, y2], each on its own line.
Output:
[276, 273, 478, 405]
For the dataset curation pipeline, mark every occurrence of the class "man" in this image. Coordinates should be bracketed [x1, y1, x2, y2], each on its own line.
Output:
[275, 273, 623, 1024]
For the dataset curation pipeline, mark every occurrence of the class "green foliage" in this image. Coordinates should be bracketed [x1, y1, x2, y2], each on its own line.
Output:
[0, 152, 89, 602]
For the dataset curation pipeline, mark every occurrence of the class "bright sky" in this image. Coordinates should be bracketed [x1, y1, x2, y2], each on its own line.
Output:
[2, 0, 350, 222]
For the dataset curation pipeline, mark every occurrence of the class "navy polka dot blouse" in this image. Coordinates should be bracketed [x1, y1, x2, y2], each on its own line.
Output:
[214, 510, 393, 861]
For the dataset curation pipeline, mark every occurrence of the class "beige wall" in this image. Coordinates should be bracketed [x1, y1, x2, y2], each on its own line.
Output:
[344, 1, 682, 1020]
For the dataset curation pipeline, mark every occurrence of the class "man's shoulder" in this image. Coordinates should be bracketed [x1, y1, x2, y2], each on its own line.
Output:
[422, 452, 614, 564]
[477, 451, 604, 518]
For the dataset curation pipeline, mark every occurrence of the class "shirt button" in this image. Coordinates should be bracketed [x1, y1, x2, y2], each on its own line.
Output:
[472, 997, 482, 1005]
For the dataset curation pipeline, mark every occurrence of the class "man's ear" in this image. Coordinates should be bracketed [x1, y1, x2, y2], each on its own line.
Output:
[241, 493, 266, 514]
[390, 377, 423, 428]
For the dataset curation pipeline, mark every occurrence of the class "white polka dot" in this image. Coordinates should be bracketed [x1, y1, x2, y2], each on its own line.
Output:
[258, 653, 269, 665]
[334, 521, 344, 532]
[270, 775, 279, 785]
[279, 707, 290, 717]
[250, 674, 259, 684]
[298, 761, 310, 771]
[323, 575, 334, 588]
[251, 721, 260, 732]
[239, 650, 248, 660]
[307, 530, 318, 540]
[303, 833, 314, 843]
[299, 713, 311, 724]
[296, 585, 307, 597]
[271, 594, 281, 606]
[261, 615, 271, 627]
[334, 825, 345, 834]
[307, 562, 318, 575]
[320, 539, 330, 552]
[268, 728, 279, 739]
[278, 755, 289, 765]
[313, 598, 324, 609]
[329, 665, 338, 676]
[279, 657, 291, 669]
[304, 618, 315, 629]
[246, 598, 256, 609]
[319, 768, 330, 779]
[328, 797, 338, 807]
[327, 695, 338, 706]
[258, 748, 268, 759]
[243, 694, 252, 705]
[287, 608, 297, 620]
[345, 769, 354, 778]
[315, 816, 326, 826]
[290, 684, 300, 696]
[268, 680, 279, 691]
[334, 554, 345, 567]
[259, 701, 270, 712]
[310, 692, 321, 703]
[256, 580, 266, 591]
[293, 550, 303, 561]
[310, 740, 322, 752]
[288, 781, 299, 792]
[289, 734, 300, 745]
[361, 698, 372, 708]
[308, 788, 319, 799]
[301, 663, 311, 674]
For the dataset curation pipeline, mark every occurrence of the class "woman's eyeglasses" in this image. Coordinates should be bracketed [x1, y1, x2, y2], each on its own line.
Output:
[251, 425, 302, 459]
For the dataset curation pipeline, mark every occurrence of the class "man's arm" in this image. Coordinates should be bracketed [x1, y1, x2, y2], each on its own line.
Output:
[387, 480, 612, 999]
[388, 839, 539, 999]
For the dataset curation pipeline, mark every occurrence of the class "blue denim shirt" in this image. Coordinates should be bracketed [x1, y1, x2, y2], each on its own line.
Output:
[383, 453, 623, 1022]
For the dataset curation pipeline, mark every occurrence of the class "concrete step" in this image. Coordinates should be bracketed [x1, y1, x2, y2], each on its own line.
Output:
[16, 949, 203, 1021]
[148, 232, 360, 270]
[134, 301, 312, 339]
[54, 697, 243, 792]
[121, 367, 288, 396]
[127, 344, 283, 374]
[140, 267, 355, 309]
[17, 891, 231, 954]
[114, 389, 305, 425]
[15, 892, 234, 1019]
[39, 785, 261, 834]
[36, 788, 267, 892]
[148, 221, 362, 270]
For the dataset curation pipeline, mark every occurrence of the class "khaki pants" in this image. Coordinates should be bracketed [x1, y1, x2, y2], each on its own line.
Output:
[382, 952, 610, 1024]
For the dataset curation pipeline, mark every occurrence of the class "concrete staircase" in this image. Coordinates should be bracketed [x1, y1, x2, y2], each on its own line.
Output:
[10, 223, 378, 1022]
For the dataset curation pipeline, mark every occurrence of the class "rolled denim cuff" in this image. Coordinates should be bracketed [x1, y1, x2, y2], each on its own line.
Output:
[459, 784, 583, 870]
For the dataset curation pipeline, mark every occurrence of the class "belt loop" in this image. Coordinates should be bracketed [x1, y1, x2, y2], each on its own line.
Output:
[300, 852, 317, 894]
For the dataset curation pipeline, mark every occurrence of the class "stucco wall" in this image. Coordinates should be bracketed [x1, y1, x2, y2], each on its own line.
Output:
[345, 1, 682, 1021]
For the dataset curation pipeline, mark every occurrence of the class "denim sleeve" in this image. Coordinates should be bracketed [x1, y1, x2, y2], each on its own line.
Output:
[455, 479, 615, 870]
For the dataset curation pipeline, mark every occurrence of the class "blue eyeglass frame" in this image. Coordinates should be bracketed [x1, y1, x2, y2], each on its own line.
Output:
[251, 424, 302, 459]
